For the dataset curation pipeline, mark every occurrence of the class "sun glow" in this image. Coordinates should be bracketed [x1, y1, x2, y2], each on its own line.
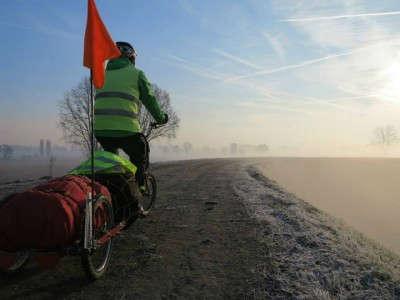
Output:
[379, 60, 400, 102]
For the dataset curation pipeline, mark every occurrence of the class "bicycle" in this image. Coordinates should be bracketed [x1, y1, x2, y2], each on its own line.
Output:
[1, 123, 163, 280]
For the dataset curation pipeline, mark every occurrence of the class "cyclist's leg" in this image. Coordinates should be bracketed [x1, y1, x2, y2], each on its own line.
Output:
[141, 134, 150, 171]
[121, 134, 146, 187]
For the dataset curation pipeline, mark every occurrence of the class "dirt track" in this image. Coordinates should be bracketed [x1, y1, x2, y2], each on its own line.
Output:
[1, 158, 400, 299]
[0, 159, 265, 299]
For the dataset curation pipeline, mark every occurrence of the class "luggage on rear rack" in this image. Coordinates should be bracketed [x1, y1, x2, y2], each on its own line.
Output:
[0, 175, 111, 252]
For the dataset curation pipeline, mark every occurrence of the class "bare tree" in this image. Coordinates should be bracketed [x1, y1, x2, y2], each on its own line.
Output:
[372, 125, 399, 153]
[58, 77, 96, 156]
[59, 78, 179, 154]
[373, 125, 398, 145]
[139, 84, 180, 141]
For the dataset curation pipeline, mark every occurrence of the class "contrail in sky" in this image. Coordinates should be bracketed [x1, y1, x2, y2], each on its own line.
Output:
[224, 40, 400, 82]
[167, 54, 224, 80]
[224, 50, 359, 82]
[283, 11, 400, 22]
[166, 55, 364, 113]
[0, 21, 79, 39]
[214, 49, 262, 70]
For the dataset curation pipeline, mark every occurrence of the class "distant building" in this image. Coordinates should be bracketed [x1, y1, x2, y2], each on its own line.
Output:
[183, 142, 193, 154]
[230, 143, 238, 155]
[40, 139, 44, 156]
[256, 144, 269, 153]
[46, 140, 52, 157]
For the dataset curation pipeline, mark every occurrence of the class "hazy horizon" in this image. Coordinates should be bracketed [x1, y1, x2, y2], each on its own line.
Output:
[3, 1, 400, 156]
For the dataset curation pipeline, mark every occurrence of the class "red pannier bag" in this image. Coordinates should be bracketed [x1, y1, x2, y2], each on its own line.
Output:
[0, 175, 111, 252]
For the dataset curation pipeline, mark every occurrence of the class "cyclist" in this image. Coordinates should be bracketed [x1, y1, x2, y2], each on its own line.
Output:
[94, 41, 168, 215]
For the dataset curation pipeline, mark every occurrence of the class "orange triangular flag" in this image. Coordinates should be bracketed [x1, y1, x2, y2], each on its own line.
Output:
[83, 0, 120, 88]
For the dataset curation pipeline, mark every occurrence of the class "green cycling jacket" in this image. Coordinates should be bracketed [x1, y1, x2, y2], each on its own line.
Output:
[94, 57, 165, 137]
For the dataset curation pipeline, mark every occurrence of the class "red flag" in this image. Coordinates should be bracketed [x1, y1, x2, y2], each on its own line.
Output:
[83, 0, 120, 89]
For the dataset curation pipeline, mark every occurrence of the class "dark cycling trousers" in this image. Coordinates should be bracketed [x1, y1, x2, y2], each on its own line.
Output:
[96, 134, 148, 186]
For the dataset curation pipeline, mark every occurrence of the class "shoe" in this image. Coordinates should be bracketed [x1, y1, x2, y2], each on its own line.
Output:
[136, 204, 148, 218]
[139, 185, 147, 194]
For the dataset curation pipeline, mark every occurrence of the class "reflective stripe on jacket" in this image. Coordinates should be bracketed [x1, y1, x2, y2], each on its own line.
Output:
[69, 150, 137, 175]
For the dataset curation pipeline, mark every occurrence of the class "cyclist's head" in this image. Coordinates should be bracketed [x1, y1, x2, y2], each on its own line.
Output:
[116, 41, 137, 64]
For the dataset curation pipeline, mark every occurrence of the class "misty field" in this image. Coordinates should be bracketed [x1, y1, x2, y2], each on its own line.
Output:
[0, 158, 81, 184]
[257, 157, 400, 254]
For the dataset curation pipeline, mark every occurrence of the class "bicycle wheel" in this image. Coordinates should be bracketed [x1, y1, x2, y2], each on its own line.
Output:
[0, 251, 30, 274]
[140, 173, 157, 213]
[81, 196, 114, 280]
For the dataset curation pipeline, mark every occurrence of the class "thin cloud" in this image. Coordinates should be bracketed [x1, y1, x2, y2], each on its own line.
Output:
[230, 81, 361, 114]
[0, 20, 79, 40]
[178, 0, 196, 16]
[213, 49, 262, 70]
[263, 33, 285, 60]
[168, 54, 190, 64]
[166, 55, 225, 80]
[236, 101, 313, 115]
[298, 96, 360, 113]
[166, 55, 369, 114]
[224, 51, 358, 82]
[166, 50, 375, 115]
[0, 21, 33, 31]
[282, 11, 400, 22]
[263, 89, 359, 113]
[327, 94, 379, 102]
[224, 40, 400, 82]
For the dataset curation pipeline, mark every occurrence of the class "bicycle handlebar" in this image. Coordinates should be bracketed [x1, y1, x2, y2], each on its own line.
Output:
[150, 122, 165, 129]
[145, 122, 166, 139]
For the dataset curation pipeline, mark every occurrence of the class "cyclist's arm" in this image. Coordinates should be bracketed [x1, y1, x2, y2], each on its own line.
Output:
[138, 70, 166, 124]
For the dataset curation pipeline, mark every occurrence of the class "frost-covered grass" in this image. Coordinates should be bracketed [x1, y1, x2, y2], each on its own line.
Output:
[234, 165, 400, 299]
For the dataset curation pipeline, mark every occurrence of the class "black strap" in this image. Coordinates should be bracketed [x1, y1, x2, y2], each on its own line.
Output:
[96, 91, 137, 102]
[95, 108, 138, 118]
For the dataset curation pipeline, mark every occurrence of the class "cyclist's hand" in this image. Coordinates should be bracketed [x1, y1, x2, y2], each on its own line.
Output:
[161, 113, 169, 125]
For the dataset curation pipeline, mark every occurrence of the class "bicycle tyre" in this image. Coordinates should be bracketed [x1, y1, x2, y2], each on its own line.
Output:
[0, 251, 30, 274]
[141, 173, 157, 213]
[81, 196, 114, 280]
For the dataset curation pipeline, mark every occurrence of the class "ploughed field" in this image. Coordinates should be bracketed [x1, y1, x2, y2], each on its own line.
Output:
[1, 158, 400, 299]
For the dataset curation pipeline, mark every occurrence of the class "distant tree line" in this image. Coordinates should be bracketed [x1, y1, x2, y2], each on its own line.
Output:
[0, 145, 14, 160]
[152, 142, 269, 156]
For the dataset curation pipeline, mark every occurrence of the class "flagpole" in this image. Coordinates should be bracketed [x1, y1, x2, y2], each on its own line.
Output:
[83, 0, 120, 251]
[90, 70, 95, 196]
[84, 70, 95, 250]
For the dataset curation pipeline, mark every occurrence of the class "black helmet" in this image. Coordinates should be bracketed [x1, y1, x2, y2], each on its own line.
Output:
[116, 41, 137, 61]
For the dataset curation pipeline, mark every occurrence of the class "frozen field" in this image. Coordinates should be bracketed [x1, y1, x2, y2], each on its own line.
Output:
[0, 158, 82, 183]
[257, 157, 400, 254]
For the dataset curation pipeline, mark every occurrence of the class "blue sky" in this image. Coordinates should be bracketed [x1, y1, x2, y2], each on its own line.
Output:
[2, 0, 400, 155]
